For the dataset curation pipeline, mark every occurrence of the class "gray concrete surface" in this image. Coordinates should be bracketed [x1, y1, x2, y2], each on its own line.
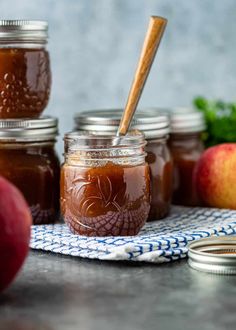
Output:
[0, 251, 236, 330]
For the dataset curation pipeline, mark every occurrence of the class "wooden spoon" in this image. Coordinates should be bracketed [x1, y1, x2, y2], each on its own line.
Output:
[117, 16, 167, 138]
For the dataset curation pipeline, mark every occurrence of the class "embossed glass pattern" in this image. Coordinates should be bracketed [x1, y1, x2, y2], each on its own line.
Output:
[61, 131, 151, 236]
[0, 20, 51, 118]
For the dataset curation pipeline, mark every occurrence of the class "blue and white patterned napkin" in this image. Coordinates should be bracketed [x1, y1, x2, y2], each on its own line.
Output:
[30, 207, 236, 263]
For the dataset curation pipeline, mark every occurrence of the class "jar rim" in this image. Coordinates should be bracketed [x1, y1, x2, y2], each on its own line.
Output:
[65, 130, 144, 137]
[64, 130, 146, 151]
[64, 131, 147, 166]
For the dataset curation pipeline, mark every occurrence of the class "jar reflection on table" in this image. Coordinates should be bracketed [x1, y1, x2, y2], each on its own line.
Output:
[0, 117, 60, 224]
[73, 109, 173, 221]
[60, 131, 151, 236]
[168, 109, 205, 206]
[0, 20, 51, 118]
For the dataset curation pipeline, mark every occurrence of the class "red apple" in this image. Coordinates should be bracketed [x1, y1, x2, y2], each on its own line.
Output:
[0, 176, 32, 292]
[195, 143, 236, 209]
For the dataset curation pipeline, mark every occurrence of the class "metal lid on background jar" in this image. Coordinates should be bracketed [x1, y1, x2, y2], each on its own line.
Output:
[0, 116, 58, 141]
[74, 109, 170, 139]
[0, 20, 48, 43]
[168, 108, 205, 133]
[188, 236, 236, 274]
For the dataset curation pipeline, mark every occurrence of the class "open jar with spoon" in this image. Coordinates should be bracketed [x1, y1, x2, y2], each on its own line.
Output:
[63, 15, 168, 237]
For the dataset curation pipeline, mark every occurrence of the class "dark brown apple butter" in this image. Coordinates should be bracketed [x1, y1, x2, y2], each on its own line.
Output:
[146, 137, 173, 220]
[168, 109, 205, 206]
[0, 143, 60, 224]
[0, 20, 51, 118]
[61, 162, 150, 236]
[169, 133, 204, 206]
[0, 48, 51, 118]
[61, 132, 150, 236]
[0, 117, 60, 224]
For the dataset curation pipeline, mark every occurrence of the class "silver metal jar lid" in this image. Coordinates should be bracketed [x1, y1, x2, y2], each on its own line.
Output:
[168, 108, 205, 133]
[0, 20, 48, 43]
[0, 116, 58, 142]
[74, 109, 170, 139]
[188, 236, 236, 275]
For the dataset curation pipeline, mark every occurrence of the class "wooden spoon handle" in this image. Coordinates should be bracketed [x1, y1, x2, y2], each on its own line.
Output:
[118, 16, 167, 136]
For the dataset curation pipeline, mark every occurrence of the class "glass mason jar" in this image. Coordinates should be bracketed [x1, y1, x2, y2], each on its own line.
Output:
[0, 20, 51, 118]
[61, 131, 151, 236]
[74, 109, 173, 222]
[0, 117, 60, 224]
[168, 109, 205, 206]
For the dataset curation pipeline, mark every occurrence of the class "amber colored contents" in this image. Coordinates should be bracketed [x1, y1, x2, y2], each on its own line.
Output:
[168, 133, 204, 206]
[61, 162, 150, 236]
[145, 138, 173, 221]
[0, 48, 51, 118]
[0, 143, 60, 224]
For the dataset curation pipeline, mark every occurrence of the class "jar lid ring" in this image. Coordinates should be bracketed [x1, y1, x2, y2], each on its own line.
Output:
[188, 236, 236, 274]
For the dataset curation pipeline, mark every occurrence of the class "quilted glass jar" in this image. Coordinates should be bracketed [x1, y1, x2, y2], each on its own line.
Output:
[61, 131, 151, 236]
[74, 109, 173, 221]
[0, 117, 60, 224]
[0, 20, 51, 118]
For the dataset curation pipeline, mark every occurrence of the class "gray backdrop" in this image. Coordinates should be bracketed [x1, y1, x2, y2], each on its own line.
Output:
[2, 0, 236, 155]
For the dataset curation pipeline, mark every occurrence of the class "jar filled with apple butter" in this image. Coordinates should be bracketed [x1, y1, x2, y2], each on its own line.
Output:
[168, 109, 205, 206]
[0, 20, 51, 118]
[0, 117, 60, 224]
[74, 109, 173, 222]
[61, 131, 151, 236]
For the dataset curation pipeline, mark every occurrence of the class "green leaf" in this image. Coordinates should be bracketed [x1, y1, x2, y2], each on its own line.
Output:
[193, 97, 236, 147]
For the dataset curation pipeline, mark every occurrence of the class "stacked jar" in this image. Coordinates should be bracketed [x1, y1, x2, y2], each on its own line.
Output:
[0, 20, 60, 224]
[73, 109, 173, 222]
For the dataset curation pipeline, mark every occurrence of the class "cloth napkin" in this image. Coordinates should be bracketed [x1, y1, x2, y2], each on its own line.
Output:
[30, 207, 236, 263]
